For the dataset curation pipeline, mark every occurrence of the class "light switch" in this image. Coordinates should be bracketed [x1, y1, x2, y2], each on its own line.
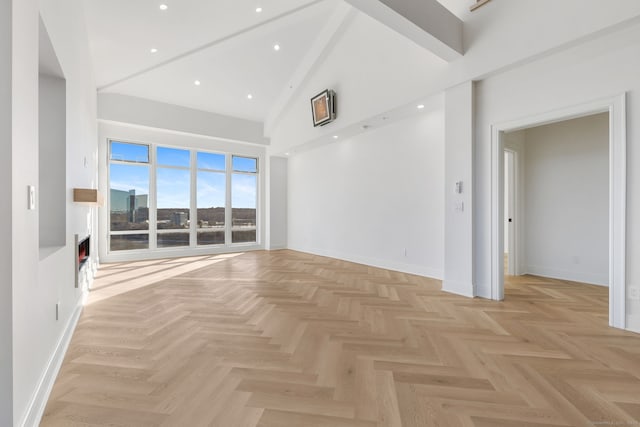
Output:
[455, 181, 463, 194]
[27, 185, 35, 210]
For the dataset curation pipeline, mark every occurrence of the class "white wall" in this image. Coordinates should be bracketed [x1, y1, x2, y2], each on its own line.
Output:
[269, 157, 288, 249]
[269, 2, 640, 152]
[99, 93, 269, 145]
[11, 0, 41, 423]
[288, 107, 444, 279]
[522, 114, 609, 286]
[1, 0, 14, 422]
[443, 82, 474, 296]
[38, 74, 66, 248]
[269, 11, 447, 154]
[10, 0, 99, 424]
[474, 21, 640, 331]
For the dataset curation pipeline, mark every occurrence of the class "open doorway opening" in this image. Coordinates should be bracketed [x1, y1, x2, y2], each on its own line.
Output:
[503, 112, 609, 289]
[491, 95, 627, 329]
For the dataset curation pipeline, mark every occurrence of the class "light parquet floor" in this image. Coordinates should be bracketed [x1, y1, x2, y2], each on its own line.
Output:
[41, 250, 640, 427]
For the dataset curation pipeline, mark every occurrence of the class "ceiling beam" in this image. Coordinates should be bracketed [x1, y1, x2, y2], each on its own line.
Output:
[264, 3, 356, 137]
[343, 0, 463, 61]
[470, 0, 492, 12]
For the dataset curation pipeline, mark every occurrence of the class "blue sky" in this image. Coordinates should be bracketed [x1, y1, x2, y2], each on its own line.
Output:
[110, 142, 256, 209]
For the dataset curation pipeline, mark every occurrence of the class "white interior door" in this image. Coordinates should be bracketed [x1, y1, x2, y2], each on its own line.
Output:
[505, 150, 516, 275]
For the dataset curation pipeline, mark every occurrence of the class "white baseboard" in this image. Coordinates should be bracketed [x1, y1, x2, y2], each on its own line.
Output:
[268, 244, 288, 250]
[20, 297, 84, 427]
[289, 245, 443, 280]
[442, 279, 475, 298]
[626, 314, 640, 335]
[525, 265, 608, 287]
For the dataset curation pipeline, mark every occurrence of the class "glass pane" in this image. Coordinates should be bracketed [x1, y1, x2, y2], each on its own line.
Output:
[157, 147, 190, 168]
[197, 152, 226, 171]
[157, 168, 190, 231]
[232, 174, 257, 243]
[110, 163, 150, 231]
[197, 231, 225, 246]
[110, 141, 149, 163]
[157, 233, 190, 248]
[110, 234, 149, 251]
[232, 156, 257, 173]
[197, 171, 225, 245]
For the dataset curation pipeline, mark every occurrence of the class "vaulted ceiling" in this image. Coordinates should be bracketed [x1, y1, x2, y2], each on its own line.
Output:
[84, 0, 469, 122]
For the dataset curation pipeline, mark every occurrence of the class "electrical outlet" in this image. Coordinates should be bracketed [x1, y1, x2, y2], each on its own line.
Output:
[629, 287, 640, 301]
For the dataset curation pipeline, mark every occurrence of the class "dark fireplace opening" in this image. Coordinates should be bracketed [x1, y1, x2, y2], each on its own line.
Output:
[78, 236, 90, 270]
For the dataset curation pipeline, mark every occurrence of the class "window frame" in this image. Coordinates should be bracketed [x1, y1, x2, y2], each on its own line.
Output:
[196, 150, 228, 248]
[155, 146, 192, 249]
[106, 139, 261, 255]
[230, 155, 259, 245]
[108, 140, 152, 253]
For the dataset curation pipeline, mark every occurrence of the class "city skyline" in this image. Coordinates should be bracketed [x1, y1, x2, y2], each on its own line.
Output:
[110, 141, 257, 210]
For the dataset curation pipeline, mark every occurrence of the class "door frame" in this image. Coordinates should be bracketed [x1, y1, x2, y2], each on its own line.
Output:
[490, 94, 627, 329]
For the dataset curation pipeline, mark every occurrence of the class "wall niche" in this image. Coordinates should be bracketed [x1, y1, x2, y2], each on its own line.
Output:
[38, 17, 67, 251]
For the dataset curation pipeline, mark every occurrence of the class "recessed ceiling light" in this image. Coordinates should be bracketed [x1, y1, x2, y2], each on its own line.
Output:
[417, 104, 425, 109]
[150, 48, 158, 53]
[333, 135, 339, 139]
[255, 7, 262, 13]
[194, 80, 201, 86]
[247, 94, 253, 100]
[284, 152, 290, 156]
[273, 44, 281, 51]
[159, 4, 168, 10]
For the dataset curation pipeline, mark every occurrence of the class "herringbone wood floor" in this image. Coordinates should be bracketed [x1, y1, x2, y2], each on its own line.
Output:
[41, 250, 640, 426]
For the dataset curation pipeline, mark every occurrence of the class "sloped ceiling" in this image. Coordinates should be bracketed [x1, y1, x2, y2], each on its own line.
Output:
[84, 0, 466, 123]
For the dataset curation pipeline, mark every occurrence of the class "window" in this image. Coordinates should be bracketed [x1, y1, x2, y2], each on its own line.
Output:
[156, 147, 191, 248]
[109, 142, 150, 251]
[106, 141, 260, 255]
[197, 152, 226, 246]
[232, 156, 258, 243]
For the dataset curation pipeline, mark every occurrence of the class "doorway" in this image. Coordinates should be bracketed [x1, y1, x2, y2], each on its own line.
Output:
[490, 95, 627, 329]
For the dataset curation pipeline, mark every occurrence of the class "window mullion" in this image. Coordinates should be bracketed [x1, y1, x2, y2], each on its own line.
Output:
[225, 155, 232, 246]
[190, 150, 197, 248]
[149, 144, 157, 250]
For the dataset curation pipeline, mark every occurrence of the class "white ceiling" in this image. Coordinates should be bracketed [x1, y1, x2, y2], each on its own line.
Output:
[83, 0, 468, 122]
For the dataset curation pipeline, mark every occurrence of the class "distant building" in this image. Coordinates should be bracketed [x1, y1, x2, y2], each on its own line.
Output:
[172, 212, 188, 227]
[110, 189, 148, 212]
[110, 189, 149, 223]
